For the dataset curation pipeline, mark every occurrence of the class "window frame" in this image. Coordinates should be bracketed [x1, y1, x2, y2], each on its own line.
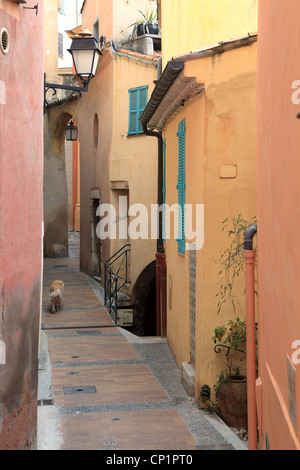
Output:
[128, 86, 148, 136]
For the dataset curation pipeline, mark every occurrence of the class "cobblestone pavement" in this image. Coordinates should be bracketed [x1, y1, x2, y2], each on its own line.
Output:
[37, 233, 247, 451]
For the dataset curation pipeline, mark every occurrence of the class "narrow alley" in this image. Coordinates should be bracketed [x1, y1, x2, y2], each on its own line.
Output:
[37, 233, 246, 451]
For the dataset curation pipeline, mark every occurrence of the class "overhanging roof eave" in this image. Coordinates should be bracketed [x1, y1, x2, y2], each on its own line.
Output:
[139, 60, 185, 127]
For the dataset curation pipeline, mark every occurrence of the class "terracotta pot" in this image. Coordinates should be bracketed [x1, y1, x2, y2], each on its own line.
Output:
[217, 376, 247, 428]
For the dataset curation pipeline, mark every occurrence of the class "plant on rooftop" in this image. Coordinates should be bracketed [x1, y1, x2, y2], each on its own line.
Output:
[128, 8, 160, 36]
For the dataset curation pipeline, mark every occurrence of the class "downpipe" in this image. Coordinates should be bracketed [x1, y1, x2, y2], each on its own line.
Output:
[142, 123, 166, 336]
[244, 224, 257, 450]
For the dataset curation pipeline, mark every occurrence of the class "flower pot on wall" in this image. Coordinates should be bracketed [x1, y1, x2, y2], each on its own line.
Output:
[136, 23, 146, 36]
[217, 376, 247, 428]
[145, 23, 159, 35]
[136, 22, 160, 36]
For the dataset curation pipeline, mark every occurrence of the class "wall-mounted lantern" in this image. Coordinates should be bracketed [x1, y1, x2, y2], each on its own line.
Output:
[65, 120, 78, 141]
[44, 29, 102, 113]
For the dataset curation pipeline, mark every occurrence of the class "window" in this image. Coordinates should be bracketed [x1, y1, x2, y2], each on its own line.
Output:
[58, 33, 63, 59]
[176, 119, 186, 254]
[93, 20, 99, 43]
[128, 86, 148, 135]
[58, 0, 65, 13]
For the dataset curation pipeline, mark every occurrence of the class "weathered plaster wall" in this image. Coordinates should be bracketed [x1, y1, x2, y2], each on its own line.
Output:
[257, 0, 300, 450]
[43, 102, 77, 257]
[164, 42, 257, 399]
[77, 47, 113, 278]
[0, 1, 44, 449]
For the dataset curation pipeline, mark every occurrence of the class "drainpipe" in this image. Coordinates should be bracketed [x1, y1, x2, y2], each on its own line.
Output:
[139, 61, 185, 337]
[142, 123, 165, 336]
[244, 224, 257, 451]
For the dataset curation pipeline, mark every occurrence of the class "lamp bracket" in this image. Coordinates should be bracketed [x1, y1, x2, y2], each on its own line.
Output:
[23, 3, 39, 15]
[44, 75, 88, 114]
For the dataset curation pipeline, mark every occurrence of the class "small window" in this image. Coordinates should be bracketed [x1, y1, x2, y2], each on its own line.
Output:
[128, 86, 148, 135]
[58, 0, 65, 13]
[93, 20, 99, 43]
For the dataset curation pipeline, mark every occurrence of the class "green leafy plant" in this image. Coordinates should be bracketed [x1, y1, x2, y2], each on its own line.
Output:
[212, 215, 258, 398]
[127, 8, 158, 29]
[212, 317, 247, 351]
[216, 214, 257, 316]
[137, 8, 157, 24]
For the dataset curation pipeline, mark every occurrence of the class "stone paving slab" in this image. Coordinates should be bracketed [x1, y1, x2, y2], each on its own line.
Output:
[42, 309, 112, 329]
[38, 236, 247, 451]
[51, 363, 170, 407]
[42, 285, 102, 312]
[48, 335, 142, 364]
[58, 409, 197, 450]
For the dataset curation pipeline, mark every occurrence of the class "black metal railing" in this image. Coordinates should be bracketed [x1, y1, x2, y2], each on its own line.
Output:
[104, 244, 131, 323]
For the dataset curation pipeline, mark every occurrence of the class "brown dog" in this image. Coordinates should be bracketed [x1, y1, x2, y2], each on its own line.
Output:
[49, 280, 64, 313]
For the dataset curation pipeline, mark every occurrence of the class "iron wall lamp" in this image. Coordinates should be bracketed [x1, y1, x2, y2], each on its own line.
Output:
[44, 29, 102, 113]
[65, 120, 78, 141]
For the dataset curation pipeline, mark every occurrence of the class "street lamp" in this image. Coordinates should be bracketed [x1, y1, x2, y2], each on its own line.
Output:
[44, 29, 102, 113]
[68, 28, 101, 85]
[65, 120, 78, 141]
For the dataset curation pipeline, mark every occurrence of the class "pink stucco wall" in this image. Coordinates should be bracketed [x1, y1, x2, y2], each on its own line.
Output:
[0, 2, 44, 449]
[257, 0, 300, 450]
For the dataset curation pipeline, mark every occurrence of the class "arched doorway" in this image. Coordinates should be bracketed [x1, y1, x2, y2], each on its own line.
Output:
[90, 189, 102, 280]
[131, 261, 156, 336]
[43, 106, 79, 257]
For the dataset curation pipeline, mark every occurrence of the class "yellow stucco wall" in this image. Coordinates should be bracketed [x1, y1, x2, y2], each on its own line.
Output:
[44, 0, 59, 80]
[161, 0, 258, 65]
[164, 41, 257, 399]
[79, 0, 159, 289]
[111, 55, 158, 287]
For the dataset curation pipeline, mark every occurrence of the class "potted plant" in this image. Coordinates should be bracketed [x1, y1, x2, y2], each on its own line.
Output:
[211, 214, 258, 428]
[212, 318, 248, 428]
[129, 8, 160, 37]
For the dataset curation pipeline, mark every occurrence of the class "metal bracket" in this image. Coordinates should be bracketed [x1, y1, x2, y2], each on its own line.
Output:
[214, 343, 246, 356]
[23, 3, 38, 15]
[44, 74, 88, 114]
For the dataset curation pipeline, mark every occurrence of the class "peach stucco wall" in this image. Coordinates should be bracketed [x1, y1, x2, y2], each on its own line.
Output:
[257, 0, 300, 450]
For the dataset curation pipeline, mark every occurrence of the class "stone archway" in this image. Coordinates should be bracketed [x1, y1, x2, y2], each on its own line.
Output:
[43, 105, 76, 257]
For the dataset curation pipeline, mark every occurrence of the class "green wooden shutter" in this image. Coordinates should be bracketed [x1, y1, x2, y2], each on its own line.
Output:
[129, 89, 138, 134]
[177, 119, 186, 254]
[128, 86, 148, 135]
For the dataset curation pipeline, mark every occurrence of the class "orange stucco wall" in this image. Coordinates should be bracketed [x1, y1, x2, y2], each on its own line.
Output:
[256, 0, 300, 450]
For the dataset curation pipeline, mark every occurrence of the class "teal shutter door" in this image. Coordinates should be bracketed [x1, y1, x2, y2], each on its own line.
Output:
[138, 87, 148, 133]
[177, 119, 186, 254]
[129, 89, 138, 134]
[128, 86, 148, 135]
